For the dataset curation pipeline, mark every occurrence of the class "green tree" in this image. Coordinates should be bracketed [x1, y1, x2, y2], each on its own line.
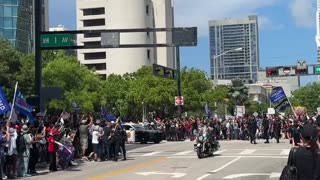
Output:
[0, 39, 33, 97]
[291, 82, 320, 112]
[102, 74, 131, 118]
[228, 79, 249, 106]
[181, 67, 212, 113]
[128, 66, 176, 118]
[42, 54, 104, 112]
[247, 101, 268, 115]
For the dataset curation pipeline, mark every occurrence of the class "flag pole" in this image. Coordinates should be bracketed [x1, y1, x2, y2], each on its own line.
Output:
[8, 82, 18, 122]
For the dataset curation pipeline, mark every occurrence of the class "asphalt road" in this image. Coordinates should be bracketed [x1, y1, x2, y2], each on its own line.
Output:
[27, 139, 291, 180]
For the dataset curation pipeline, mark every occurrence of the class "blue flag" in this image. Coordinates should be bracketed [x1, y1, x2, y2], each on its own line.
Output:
[205, 103, 212, 118]
[270, 87, 287, 103]
[0, 85, 11, 115]
[101, 106, 117, 121]
[14, 90, 33, 123]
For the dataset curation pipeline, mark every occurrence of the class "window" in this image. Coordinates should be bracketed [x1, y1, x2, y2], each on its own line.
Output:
[4, 6, 12, 16]
[3, 29, 14, 39]
[85, 63, 106, 71]
[83, 8, 105, 16]
[84, 32, 100, 38]
[146, 5, 149, 15]
[84, 52, 106, 60]
[83, 19, 105, 27]
[4, 18, 13, 29]
[83, 41, 101, 46]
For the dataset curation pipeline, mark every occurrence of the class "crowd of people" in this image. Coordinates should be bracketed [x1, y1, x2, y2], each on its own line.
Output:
[0, 111, 320, 179]
[151, 115, 320, 146]
[0, 113, 129, 180]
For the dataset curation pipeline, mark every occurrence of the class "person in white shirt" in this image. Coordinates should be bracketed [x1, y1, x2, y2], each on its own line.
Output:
[88, 120, 103, 161]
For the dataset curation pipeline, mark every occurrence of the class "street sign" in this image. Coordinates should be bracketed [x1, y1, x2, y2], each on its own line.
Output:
[253, 112, 258, 117]
[175, 96, 184, 106]
[101, 32, 120, 47]
[41, 34, 71, 47]
[314, 65, 320, 74]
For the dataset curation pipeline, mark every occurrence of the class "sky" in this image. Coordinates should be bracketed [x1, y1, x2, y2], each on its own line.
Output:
[49, 0, 318, 85]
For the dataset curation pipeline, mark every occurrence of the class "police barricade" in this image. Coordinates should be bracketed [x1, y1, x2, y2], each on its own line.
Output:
[126, 129, 135, 143]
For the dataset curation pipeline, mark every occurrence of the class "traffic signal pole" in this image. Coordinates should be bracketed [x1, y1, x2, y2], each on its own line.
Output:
[34, 0, 43, 111]
[176, 46, 182, 118]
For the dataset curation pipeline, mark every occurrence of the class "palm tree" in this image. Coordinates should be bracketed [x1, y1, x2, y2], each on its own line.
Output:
[228, 79, 249, 106]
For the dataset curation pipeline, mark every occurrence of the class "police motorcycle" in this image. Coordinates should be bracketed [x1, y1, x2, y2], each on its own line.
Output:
[194, 126, 220, 159]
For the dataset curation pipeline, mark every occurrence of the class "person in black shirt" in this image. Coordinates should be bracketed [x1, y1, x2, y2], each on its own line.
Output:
[273, 118, 282, 143]
[262, 118, 270, 143]
[284, 124, 320, 180]
[290, 120, 302, 146]
[101, 122, 112, 161]
[248, 117, 258, 144]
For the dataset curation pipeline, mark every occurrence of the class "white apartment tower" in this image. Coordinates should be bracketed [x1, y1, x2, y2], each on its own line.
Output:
[76, 0, 174, 79]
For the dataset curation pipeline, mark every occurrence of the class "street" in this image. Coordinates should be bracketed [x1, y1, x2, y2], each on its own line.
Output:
[27, 139, 291, 180]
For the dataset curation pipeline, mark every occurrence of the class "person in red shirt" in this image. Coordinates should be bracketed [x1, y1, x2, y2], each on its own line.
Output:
[48, 128, 59, 172]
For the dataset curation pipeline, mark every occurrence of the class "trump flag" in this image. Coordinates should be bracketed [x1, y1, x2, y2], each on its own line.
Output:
[0, 85, 11, 115]
[14, 90, 33, 123]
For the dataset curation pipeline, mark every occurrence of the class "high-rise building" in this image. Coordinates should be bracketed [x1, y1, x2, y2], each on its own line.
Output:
[76, 0, 174, 78]
[0, 0, 48, 54]
[209, 15, 260, 82]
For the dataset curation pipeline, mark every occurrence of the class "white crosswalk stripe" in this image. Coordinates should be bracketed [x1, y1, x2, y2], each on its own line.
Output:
[239, 149, 256, 155]
[280, 149, 290, 155]
[213, 149, 227, 155]
[173, 151, 193, 155]
[132, 149, 291, 158]
[141, 151, 162, 156]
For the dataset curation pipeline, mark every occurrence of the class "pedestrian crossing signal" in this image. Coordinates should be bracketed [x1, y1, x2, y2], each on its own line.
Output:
[295, 68, 308, 75]
[266, 68, 278, 77]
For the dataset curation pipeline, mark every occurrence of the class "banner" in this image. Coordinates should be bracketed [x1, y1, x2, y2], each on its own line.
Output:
[14, 90, 33, 123]
[274, 99, 290, 112]
[270, 87, 286, 103]
[100, 105, 117, 121]
[0, 85, 11, 115]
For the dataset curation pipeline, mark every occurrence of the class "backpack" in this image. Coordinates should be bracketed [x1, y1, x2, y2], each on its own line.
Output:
[16, 133, 27, 153]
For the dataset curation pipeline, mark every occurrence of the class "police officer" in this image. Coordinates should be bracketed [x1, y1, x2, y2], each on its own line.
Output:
[248, 117, 258, 144]
[262, 117, 270, 143]
[273, 117, 282, 143]
[113, 124, 127, 161]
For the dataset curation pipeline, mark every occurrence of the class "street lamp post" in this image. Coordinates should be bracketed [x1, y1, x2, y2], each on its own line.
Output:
[213, 47, 243, 83]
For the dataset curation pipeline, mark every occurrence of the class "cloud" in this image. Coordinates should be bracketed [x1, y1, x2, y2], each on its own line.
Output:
[175, 0, 280, 36]
[289, 0, 315, 28]
[259, 16, 285, 30]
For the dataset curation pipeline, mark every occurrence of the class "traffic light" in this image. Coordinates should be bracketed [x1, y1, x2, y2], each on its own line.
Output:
[164, 69, 175, 78]
[153, 64, 176, 80]
[295, 68, 308, 75]
[266, 68, 278, 77]
[153, 64, 162, 76]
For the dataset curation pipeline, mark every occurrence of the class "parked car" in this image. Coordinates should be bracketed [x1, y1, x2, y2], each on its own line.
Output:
[122, 123, 163, 144]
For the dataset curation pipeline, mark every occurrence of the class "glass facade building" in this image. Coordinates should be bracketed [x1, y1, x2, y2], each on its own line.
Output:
[209, 16, 260, 82]
[0, 0, 48, 54]
[0, 0, 33, 53]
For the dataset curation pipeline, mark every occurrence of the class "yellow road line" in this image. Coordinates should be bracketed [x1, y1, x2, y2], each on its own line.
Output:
[86, 157, 167, 180]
